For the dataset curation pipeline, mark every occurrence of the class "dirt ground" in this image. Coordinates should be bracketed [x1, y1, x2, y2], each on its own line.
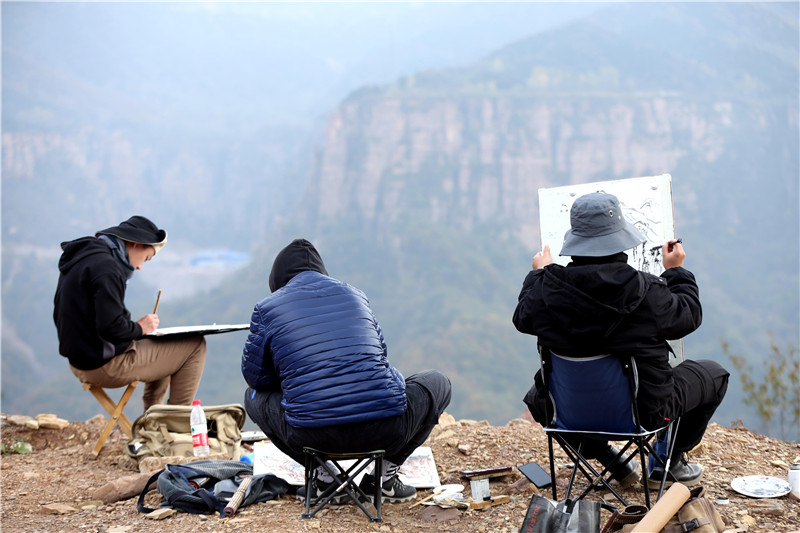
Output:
[1, 412, 799, 533]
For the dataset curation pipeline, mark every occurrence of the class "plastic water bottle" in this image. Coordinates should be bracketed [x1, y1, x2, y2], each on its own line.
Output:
[190, 399, 210, 456]
[789, 463, 800, 500]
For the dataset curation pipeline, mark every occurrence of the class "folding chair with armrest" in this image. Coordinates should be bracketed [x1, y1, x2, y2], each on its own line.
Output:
[539, 348, 679, 509]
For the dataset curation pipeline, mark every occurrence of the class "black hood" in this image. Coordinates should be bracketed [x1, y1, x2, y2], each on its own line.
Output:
[58, 237, 112, 274]
[268, 239, 328, 292]
[541, 260, 651, 338]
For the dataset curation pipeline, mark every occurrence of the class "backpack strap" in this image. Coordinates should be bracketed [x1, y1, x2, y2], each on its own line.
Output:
[136, 469, 164, 514]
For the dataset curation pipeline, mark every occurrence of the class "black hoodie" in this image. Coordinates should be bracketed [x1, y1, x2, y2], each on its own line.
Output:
[513, 257, 702, 426]
[268, 238, 328, 293]
[53, 236, 142, 370]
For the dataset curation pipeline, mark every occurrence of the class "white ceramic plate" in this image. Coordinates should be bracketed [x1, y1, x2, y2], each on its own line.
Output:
[730, 475, 791, 498]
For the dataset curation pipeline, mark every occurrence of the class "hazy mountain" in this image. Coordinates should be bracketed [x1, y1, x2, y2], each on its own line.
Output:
[2, 3, 797, 438]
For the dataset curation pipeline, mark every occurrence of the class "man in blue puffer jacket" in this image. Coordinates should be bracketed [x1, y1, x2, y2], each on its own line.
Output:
[242, 239, 451, 504]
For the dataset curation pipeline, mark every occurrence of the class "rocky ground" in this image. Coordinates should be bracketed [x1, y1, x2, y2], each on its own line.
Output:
[1, 412, 799, 533]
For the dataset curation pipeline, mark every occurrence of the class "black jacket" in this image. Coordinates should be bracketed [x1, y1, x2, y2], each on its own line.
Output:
[53, 237, 142, 370]
[512, 256, 702, 428]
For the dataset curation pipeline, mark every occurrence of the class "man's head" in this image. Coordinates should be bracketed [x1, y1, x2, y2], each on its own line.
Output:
[269, 238, 328, 292]
[559, 192, 646, 257]
[96, 215, 167, 269]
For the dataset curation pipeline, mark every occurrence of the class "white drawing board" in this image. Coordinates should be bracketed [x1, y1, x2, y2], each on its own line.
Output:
[538, 174, 682, 363]
[148, 323, 249, 337]
[538, 174, 675, 274]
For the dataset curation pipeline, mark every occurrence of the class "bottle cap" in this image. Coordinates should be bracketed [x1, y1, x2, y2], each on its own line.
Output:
[192, 400, 201, 405]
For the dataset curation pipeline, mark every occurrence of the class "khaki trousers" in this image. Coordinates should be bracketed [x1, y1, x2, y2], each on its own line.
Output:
[71, 336, 206, 411]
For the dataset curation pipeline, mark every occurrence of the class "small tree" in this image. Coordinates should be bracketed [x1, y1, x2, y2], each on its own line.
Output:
[724, 334, 800, 442]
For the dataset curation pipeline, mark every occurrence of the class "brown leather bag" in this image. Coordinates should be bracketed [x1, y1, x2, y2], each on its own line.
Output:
[602, 486, 725, 533]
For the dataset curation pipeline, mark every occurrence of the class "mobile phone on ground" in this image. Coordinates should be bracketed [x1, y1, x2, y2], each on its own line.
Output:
[518, 461, 552, 489]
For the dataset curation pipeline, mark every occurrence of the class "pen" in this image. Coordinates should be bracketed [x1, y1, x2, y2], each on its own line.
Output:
[650, 238, 682, 253]
[153, 289, 162, 314]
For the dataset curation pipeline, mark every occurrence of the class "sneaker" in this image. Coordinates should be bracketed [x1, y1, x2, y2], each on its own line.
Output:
[595, 445, 641, 489]
[648, 453, 703, 488]
[359, 473, 417, 503]
[296, 477, 349, 505]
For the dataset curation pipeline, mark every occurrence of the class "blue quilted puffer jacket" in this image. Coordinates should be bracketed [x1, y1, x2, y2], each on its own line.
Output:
[242, 270, 407, 428]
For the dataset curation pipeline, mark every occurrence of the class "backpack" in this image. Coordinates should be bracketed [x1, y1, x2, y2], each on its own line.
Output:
[136, 460, 291, 515]
[125, 404, 246, 463]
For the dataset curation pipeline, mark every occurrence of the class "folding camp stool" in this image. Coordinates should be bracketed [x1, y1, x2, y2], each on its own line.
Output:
[301, 447, 385, 522]
[82, 381, 139, 458]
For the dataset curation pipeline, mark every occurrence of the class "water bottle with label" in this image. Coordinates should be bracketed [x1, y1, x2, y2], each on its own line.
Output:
[190, 399, 210, 456]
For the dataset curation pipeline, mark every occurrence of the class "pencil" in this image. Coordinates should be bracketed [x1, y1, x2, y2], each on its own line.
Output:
[153, 289, 162, 314]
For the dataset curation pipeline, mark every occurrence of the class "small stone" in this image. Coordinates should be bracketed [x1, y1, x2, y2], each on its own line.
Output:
[740, 514, 757, 526]
[6, 415, 39, 429]
[107, 526, 133, 533]
[145, 508, 177, 520]
[41, 503, 77, 514]
[434, 429, 456, 442]
[457, 443, 472, 455]
[438, 413, 458, 428]
[36, 414, 70, 430]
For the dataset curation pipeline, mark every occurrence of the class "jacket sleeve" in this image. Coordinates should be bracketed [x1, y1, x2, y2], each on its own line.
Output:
[241, 305, 277, 391]
[652, 267, 702, 340]
[512, 269, 545, 335]
[93, 271, 142, 345]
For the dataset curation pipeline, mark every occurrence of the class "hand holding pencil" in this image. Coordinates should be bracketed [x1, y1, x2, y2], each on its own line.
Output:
[136, 289, 161, 335]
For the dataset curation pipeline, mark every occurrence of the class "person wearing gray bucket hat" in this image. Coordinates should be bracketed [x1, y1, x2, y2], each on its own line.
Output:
[54, 216, 206, 412]
[513, 191, 729, 489]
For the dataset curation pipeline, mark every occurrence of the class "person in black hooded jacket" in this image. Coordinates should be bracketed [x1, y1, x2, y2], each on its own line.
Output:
[54, 216, 206, 411]
[513, 192, 729, 488]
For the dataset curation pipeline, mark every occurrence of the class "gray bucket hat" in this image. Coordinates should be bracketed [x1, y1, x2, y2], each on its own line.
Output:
[559, 192, 646, 257]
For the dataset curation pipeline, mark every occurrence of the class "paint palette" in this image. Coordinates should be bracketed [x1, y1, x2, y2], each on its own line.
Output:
[731, 475, 791, 498]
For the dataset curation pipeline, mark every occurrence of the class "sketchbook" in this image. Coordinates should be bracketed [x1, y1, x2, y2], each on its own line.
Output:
[148, 323, 249, 337]
[253, 441, 441, 488]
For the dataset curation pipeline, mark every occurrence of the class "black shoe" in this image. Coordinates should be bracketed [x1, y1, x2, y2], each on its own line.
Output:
[595, 445, 641, 488]
[296, 477, 349, 505]
[648, 453, 703, 488]
[359, 473, 417, 503]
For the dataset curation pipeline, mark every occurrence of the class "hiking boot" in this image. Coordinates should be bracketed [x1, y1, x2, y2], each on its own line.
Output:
[595, 445, 641, 489]
[648, 453, 703, 488]
[296, 477, 349, 505]
[359, 473, 417, 503]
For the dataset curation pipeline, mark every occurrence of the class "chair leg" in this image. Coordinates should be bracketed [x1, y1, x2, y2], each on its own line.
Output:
[83, 382, 138, 458]
[371, 452, 383, 522]
[547, 436, 558, 501]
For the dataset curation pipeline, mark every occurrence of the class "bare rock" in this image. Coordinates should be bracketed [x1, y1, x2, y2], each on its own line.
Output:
[6, 415, 39, 429]
[36, 414, 70, 430]
[93, 472, 154, 504]
[41, 503, 78, 514]
[145, 508, 177, 520]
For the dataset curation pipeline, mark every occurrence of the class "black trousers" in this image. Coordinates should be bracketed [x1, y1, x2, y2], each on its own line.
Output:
[526, 359, 729, 458]
[245, 370, 452, 466]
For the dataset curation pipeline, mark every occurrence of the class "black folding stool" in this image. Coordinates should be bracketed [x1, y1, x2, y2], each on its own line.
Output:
[301, 447, 385, 522]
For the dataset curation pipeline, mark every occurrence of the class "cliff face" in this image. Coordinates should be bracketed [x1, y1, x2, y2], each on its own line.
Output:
[308, 93, 733, 249]
[294, 1, 797, 427]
